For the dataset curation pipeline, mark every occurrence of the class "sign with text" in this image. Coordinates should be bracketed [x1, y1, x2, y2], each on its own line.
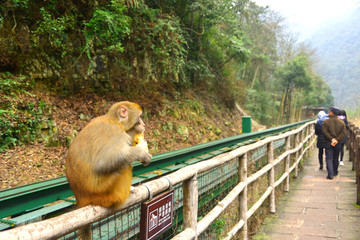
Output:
[140, 189, 174, 240]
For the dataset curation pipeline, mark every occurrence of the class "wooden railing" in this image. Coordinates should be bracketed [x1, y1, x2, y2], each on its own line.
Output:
[0, 121, 316, 240]
[348, 121, 360, 205]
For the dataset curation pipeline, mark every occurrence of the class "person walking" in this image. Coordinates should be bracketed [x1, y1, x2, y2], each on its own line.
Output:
[338, 109, 348, 166]
[315, 110, 328, 170]
[322, 107, 346, 179]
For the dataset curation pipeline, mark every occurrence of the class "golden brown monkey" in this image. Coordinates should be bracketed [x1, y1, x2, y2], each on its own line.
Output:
[65, 101, 152, 208]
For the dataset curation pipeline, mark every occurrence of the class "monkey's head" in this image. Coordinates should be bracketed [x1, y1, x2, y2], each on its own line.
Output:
[108, 101, 145, 132]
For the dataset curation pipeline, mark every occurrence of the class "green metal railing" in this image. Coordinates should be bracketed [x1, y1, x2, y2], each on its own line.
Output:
[0, 119, 313, 231]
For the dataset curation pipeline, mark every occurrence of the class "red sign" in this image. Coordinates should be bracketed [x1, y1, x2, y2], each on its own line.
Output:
[140, 189, 174, 240]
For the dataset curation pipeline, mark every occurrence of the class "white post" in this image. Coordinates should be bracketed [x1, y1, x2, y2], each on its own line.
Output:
[239, 154, 248, 240]
[305, 126, 310, 158]
[295, 133, 300, 177]
[267, 141, 275, 213]
[183, 174, 198, 240]
[285, 136, 291, 192]
[311, 124, 315, 150]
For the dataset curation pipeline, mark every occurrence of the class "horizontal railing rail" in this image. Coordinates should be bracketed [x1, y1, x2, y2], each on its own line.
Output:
[0, 120, 316, 239]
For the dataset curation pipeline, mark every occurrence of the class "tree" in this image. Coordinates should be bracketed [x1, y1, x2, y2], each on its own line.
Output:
[275, 56, 313, 123]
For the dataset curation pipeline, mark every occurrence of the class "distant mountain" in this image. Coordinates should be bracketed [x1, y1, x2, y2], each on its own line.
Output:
[309, 7, 360, 110]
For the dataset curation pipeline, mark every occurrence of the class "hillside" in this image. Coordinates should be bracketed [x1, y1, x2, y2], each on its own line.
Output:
[0, 86, 265, 190]
[310, 7, 360, 109]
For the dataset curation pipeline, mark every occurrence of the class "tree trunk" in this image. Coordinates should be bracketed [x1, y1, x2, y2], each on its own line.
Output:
[251, 64, 260, 89]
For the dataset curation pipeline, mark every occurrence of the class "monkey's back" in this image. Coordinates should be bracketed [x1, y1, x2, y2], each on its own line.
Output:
[65, 116, 133, 208]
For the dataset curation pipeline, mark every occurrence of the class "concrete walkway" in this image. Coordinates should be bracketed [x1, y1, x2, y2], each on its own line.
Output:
[253, 149, 360, 240]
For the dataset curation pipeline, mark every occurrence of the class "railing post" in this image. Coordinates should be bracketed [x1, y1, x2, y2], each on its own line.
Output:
[355, 130, 360, 184]
[79, 225, 92, 240]
[183, 174, 198, 239]
[267, 141, 275, 213]
[295, 133, 300, 177]
[304, 126, 308, 158]
[310, 124, 315, 151]
[238, 154, 248, 240]
[308, 124, 312, 150]
[285, 136, 291, 192]
[301, 128, 305, 158]
[345, 125, 349, 150]
[350, 124, 356, 170]
[356, 134, 360, 205]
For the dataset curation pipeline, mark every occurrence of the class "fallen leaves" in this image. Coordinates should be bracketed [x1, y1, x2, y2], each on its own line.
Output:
[0, 144, 67, 190]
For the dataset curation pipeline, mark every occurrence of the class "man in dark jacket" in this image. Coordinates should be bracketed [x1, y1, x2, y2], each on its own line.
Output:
[322, 107, 346, 179]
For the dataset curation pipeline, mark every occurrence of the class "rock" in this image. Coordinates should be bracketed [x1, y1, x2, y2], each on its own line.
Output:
[37, 119, 59, 147]
[79, 113, 86, 120]
[215, 128, 222, 135]
[66, 130, 78, 147]
[176, 124, 189, 137]
[39, 121, 48, 129]
[167, 122, 174, 131]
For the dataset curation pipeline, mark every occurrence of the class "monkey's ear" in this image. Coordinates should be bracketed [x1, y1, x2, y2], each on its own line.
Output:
[119, 105, 128, 118]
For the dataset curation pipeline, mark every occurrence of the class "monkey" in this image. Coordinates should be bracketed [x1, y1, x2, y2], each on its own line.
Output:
[65, 101, 152, 209]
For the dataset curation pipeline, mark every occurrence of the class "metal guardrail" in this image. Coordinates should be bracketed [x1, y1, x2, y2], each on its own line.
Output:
[0, 119, 313, 231]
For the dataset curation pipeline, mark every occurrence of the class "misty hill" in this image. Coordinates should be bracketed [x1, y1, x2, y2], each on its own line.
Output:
[310, 7, 360, 110]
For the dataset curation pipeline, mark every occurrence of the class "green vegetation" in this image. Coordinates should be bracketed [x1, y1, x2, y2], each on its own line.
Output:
[0, 73, 53, 150]
[211, 217, 227, 238]
[84, 0, 131, 54]
[0, 0, 334, 150]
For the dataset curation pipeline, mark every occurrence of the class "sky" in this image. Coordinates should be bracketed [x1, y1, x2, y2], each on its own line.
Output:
[252, 0, 360, 40]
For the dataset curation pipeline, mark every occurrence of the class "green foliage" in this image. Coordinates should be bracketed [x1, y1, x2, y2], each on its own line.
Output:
[0, 0, 29, 10]
[9, 0, 29, 8]
[127, 4, 187, 83]
[0, 73, 50, 151]
[32, 8, 75, 57]
[0, 73, 33, 96]
[272, 54, 332, 123]
[246, 89, 276, 124]
[202, 6, 249, 67]
[0, 102, 43, 151]
[210, 217, 227, 238]
[147, 14, 187, 82]
[185, 99, 204, 114]
[275, 56, 313, 91]
[165, 0, 251, 103]
[84, 0, 132, 54]
[310, 75, 334, 107]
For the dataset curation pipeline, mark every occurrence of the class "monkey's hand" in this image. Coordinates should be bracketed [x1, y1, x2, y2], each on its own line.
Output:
[138, 149, 152, 166]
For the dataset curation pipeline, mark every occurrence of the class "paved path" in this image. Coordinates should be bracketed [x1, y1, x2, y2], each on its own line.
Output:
[253, 149, 360, 240]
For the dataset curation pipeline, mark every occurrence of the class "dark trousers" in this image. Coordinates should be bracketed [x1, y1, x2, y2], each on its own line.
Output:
[340, 143, 345, 162]
[318, 148, 324, 167]
[325, 143, 341, 177]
